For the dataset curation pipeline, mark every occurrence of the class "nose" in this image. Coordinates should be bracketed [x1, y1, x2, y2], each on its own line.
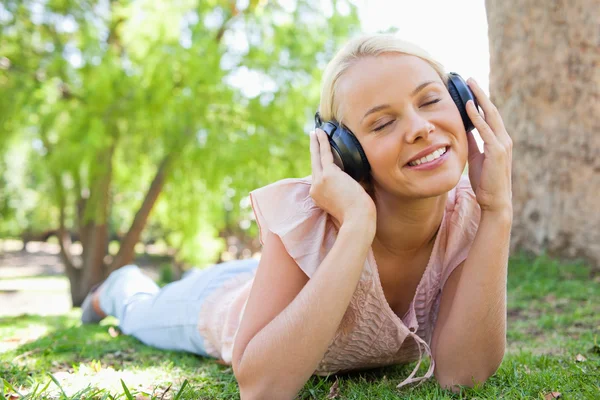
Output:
[403, 109, 435, 144]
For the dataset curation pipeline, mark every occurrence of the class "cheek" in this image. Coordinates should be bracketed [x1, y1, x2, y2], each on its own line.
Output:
[441, 104, 466, 134]
[364, 137, 399, 169]
[438, 107, 467, 146]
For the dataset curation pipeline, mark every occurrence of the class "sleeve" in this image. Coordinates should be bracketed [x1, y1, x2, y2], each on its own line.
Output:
[249, 176, 337, 278]
[439, 174, 482, 290]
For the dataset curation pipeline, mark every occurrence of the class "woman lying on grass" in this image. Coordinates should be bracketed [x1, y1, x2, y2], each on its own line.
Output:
[81, 33, 513, 399]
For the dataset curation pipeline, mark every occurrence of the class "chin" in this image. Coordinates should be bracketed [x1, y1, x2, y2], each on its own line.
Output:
[406, 169, 463, 199]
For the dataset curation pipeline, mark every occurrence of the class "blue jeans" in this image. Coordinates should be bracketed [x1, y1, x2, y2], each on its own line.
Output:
[97, 259, 259, 356]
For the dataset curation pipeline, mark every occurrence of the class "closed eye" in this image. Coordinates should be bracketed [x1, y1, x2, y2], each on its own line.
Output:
[373, 99, 441, 131]
[373, 120, 394, 132]
[421, 98, 441, 107]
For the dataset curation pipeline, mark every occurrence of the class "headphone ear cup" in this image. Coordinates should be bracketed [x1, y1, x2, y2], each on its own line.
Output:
[344, 130, 370, 179]
[448, 84, 468, 129]
[447, 72, 478, 132]
[329, 126, 371, 182]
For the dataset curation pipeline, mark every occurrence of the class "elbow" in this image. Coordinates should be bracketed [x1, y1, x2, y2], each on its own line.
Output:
[234, 360, 297, 400]
[435, 348, 505, 391]
[237, 380, 298, 400]
[233, 357, 258, 400]
[232, 347, 259, 399]
[232, 349, 279, 399]
[237, 383, 265, 400]
[232, 343, 311, 399]
[235, 366, 264, 400]
[436, 368, 496, 392]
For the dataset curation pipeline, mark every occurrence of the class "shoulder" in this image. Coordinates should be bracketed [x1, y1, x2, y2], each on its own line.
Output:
[251, 175, 313, 193]
[249, 176, 321, 236]
[250, 176, 315, 215]
[249, 176, 335, 278]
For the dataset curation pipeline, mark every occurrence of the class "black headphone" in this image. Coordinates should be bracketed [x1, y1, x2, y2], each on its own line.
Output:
[314, 72, 479, 182]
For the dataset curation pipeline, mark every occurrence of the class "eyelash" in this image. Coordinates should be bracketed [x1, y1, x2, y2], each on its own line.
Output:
[373, 99, 442, 132]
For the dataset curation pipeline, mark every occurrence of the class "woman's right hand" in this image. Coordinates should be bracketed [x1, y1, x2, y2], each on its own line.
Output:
[309, 129, 377, 230]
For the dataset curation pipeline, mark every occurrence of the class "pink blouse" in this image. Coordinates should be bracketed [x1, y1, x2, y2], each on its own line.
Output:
[197, 174, 481, 388]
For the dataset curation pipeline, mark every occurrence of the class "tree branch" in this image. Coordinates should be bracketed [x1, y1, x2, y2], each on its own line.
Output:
[215, 1, 241, 43]
[41, 23, 85, 102]
[109, 153, 174, 272]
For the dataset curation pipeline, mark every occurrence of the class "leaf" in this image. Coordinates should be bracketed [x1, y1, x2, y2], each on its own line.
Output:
[1, 0, 361, 302]
[173, 380, 189, 400]
[327, 379, 340, 399]
[91, 359, 102, 372]
[2, 378, 22, 400]
[575, 354, 587, 362]
[47, 373, 67, 398]
[544, 392, 562, 399]
[121, 379, 134, 400]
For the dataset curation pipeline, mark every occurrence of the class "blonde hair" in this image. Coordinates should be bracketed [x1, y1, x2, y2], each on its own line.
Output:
[319, 34, 447, 124]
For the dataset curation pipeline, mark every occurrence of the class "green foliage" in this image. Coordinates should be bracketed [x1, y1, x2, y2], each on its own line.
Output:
[0, 0, 361, 265]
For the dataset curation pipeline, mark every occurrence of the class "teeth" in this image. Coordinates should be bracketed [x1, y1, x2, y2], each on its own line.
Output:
[409, 147, 447, 166]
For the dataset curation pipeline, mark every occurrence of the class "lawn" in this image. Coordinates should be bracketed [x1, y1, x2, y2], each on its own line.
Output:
[1, 252, 599, 399]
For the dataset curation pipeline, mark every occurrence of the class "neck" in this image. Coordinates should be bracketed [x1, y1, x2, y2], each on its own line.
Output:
[372, 188, 447, 259]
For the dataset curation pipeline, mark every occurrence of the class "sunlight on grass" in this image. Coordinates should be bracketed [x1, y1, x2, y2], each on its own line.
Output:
[45, 362, 184, 398]
[0, 323, 50, 352]
[1, 253, 599, 399]
[0, 276, 68, 291]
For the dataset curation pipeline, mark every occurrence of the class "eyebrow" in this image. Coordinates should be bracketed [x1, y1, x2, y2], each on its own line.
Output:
[360, 80, 440, 123]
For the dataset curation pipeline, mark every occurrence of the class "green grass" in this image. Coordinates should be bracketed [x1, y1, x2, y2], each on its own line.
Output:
[1, 253, 599, 399]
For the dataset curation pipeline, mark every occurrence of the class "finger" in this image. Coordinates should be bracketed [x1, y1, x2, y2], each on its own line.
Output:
[466, 129, 481, 161]
[467, 82, 512, 151]
[466, 100, 499, 146]
[310, 131, 322, 179]
[468, 79, 513, 150]
[316, 128, 334, 166]
[467, 78, 505, 135]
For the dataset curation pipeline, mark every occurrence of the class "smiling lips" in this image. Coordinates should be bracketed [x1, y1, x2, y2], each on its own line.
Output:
[407, 146, 448, 166]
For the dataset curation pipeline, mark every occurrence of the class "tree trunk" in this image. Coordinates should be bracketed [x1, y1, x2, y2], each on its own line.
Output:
[58, 147, 175, 306]
[485, 0, 600, 267]
[57, 184, 84, 307]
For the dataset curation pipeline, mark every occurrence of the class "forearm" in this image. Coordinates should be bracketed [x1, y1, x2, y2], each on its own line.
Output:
[433, 209, 512, 386]
[238, 218, 375, 399]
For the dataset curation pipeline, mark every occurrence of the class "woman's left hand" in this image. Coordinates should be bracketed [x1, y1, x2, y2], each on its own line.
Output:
[465, 78, 513, 214]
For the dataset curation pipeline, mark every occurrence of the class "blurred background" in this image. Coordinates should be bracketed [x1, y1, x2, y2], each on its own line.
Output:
[0, 0, 597, 317]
